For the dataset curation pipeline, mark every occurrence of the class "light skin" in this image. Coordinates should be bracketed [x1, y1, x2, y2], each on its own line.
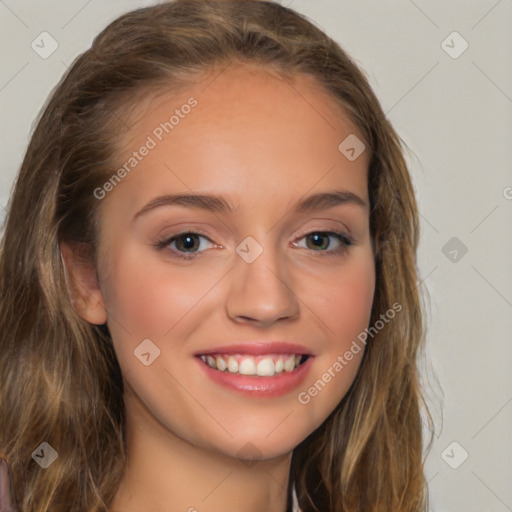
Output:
[61, 63, 375, 512]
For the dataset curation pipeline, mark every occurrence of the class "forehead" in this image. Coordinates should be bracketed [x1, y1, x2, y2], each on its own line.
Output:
[106, 63, 369, 212]
[118, 63, 366, 150]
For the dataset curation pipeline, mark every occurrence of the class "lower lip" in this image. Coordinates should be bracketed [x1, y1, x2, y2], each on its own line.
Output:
[195, 356, 314, 397]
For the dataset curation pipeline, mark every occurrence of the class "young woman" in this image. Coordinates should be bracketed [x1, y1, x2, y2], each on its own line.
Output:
[0, 1, 434, 511]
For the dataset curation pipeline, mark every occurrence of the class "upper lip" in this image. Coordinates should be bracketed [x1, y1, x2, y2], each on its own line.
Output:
[195, 341, 314, 357]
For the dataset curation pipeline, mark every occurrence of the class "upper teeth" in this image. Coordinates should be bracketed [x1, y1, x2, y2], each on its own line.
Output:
[200, 354, 303, 376]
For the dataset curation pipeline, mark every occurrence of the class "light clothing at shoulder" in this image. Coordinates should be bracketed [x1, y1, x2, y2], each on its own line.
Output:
[292, 485, 301, 512]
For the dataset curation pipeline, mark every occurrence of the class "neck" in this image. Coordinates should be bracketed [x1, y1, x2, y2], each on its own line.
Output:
[110, 383, 292, 512]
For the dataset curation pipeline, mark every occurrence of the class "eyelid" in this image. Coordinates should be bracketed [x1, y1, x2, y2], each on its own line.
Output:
[155, 229, 218, 252]
[154, 228, 354, 262]
[293, 224, 355, 245]
[291, 230, 353, 255]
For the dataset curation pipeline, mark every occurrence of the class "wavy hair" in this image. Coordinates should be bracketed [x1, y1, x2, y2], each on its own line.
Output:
[0, 1, 434, 510]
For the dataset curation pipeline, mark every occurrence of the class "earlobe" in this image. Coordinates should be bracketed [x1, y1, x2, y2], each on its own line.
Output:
[60, 242, 108, 326]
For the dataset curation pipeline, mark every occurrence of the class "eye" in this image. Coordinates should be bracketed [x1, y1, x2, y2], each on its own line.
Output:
[292, 231, 353, 256]
[154, 230, 354, 261]
[155, 231, 215, 260]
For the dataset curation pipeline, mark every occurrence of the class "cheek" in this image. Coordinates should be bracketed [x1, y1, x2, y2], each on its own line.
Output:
[333, 273, 374, 341]
[313, 254, 375, 343]
[102, 246, 215, 338]
[297, 253, 375, 413]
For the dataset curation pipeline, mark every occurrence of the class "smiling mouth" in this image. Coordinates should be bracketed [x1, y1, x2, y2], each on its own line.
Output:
[197, 353, 310, 377]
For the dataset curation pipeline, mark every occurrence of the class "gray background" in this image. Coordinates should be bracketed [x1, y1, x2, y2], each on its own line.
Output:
[1, 1, 511, 510]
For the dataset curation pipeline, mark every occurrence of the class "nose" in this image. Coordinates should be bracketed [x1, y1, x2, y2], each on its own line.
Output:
[225, 239, 300, 327]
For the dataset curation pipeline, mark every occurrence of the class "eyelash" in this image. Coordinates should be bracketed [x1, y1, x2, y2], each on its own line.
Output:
[154, 230, 354, 261]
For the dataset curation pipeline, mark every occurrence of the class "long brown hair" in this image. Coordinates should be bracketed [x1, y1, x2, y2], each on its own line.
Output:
[0, 1, 434, 510]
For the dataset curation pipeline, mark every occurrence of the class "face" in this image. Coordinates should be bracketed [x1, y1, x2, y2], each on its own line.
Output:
[82, 64, 375, 461]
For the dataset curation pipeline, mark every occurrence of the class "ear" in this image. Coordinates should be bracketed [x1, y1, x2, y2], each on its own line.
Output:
[60, 241, 108, 325]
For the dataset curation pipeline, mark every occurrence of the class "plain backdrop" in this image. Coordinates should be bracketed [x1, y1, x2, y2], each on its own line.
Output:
[1, 1, 511, 511]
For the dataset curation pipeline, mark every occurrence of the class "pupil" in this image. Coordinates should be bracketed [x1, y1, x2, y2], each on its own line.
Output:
[309, 233, 328, 250]
[179, 234, 198, 251]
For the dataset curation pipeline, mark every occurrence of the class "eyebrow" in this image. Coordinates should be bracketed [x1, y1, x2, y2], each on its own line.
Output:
[133, 189, 368, 221]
